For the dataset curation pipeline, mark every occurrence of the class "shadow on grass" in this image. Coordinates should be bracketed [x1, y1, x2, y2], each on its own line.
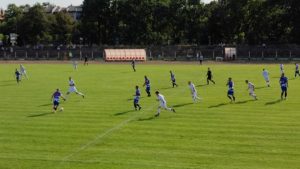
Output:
[172, 103, 194, 108]
[196, 84, 207, 87]
[235, 99, 256, 104]
[0, 83, 15, 87]
[137, 116, 155, 121]
[28, 112, 53, 117]
[208, 103, 229, 108]
[38, 103, 52, 107]
[256, 86, 268, 90]
[265, 99, 282, 105]
[0, 80, 15, 82]
[114, 110, 136, 116]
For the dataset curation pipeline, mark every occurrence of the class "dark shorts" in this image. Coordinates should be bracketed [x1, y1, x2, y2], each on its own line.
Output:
[228, 89, 234, 95]
[146, 86, 150, 92]
[207, 76, 212, 80]
[53, 100, 59, 106]
[172, 79, 176, 83]
[296, 70, 299, 74]
[281, 86, 287, 92]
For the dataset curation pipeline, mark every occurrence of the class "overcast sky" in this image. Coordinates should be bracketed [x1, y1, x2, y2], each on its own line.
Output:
[1, 0, 214, 9]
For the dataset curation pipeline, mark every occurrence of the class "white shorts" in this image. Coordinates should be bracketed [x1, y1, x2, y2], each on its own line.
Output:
[21, 70, 26, 74]
[249, 90, 255, 95]
[264, 76, 269, 82]
[69, 86, 78, 93]
[159, 102, 168, 109]
[192, 92, 198, 98]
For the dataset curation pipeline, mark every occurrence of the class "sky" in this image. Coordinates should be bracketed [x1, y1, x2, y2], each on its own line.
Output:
[0, 0, 213, 9]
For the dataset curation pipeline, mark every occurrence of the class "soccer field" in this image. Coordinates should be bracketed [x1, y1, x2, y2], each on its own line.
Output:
[0, 62, 299, 169]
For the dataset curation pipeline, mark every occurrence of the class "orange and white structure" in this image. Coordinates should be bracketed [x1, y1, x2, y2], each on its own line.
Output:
[104, 49, 147, 61]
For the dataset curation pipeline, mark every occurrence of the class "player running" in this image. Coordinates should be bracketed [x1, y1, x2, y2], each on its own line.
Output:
[295, 63, 299, 77]
[245, 80, 257, 100]
[51, 89, 66, 113]
[15, 69, 21, 84]
[280, 64, 284, 74]
[133, 86, 142, 110]
[131, 60, 136, 72]
[206, 68, 215, 85]
[188, 81, 201, 102]
[66, 77, 85, 99]
[279, 73, 288, 100]
[143, 76, 151, 97]
[20, 64, 28, 79]
[155, 91, 175, 117]
[226, 77, 236, 102]
[170, 71, 178, 88]
[262, 69, 270, 87]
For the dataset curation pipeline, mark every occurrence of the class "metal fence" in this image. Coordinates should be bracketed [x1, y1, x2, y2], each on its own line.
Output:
[0, 45, 300, 61]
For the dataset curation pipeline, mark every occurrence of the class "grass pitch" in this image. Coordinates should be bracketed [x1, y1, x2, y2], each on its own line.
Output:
[0, 62, 299, 169]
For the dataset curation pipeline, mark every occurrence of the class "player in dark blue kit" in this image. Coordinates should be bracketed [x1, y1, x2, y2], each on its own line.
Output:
[133, 86, 142, 110]
[131, 60, 136, 72]
[226, 77, 235, 102]
[279, 73, 288, 100]
[51, 89, 66, 113]
[143, 76, 151, 97]
[170, 71, 178, 88]
[15, 69, 21, 84]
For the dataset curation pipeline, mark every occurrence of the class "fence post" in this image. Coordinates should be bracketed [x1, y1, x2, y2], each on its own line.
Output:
[57, 52, 60, 60]
[275, 50, 278, 60]
[248, 51, 251, 61]
[4, 52, 6, 59]
[47, 51, 49, 60]
[25, 51, 27, 59]
[174, 51, 177, 61]
[80, 51, 82, 60]
[149, 50, 152, 60]
[212, 50, 215, 60]
[261, 51, 264, 60]
[290, 51, 292, 61]
[92, 51, 94, 60]
[14, 51, 17, 60]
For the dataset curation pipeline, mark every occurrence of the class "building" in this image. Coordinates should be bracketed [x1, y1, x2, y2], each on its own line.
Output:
[66, 5, 82, 21]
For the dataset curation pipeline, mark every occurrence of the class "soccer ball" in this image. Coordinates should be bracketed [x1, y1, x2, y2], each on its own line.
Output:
[60, 107, 64, 111]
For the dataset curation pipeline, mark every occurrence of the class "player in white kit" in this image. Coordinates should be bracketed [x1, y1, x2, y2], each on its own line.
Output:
[188, 81, 201, 102]
[155, 91, 175, 117]
[262, 69, 270, 87]
[280, 64, 284, 74]
[245, 80, 257, 100]
[20, 64, 28, 79]
[66, 77, 85, 99]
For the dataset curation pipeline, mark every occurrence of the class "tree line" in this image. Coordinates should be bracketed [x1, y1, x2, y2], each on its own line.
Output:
[0, 0, 299, 46]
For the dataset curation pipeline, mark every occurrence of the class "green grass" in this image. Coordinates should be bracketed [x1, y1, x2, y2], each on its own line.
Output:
[0, 63, 300, 169]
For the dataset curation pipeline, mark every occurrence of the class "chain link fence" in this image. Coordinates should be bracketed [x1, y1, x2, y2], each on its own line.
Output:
[0, 45, 300, 61]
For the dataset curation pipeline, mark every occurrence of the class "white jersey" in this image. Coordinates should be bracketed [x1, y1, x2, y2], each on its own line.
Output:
[20, 65, 26, 73]
[69, 79, 75, 86]
[248, 82, 255, 91]
[296, 64, 299, 71]
[68, 79, 78, 92]
[157, 94, 166, 105]
[280, 64, 284, 71]
[189, 83, 197, 93]
[263, 70, 269, 78]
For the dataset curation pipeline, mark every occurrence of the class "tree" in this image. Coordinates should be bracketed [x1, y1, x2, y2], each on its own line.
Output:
[50, 12, 75, 44]
[18, 4, 51, 45]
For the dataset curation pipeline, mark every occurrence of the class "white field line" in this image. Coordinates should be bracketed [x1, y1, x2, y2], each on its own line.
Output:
[59, 84, 191, 165]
